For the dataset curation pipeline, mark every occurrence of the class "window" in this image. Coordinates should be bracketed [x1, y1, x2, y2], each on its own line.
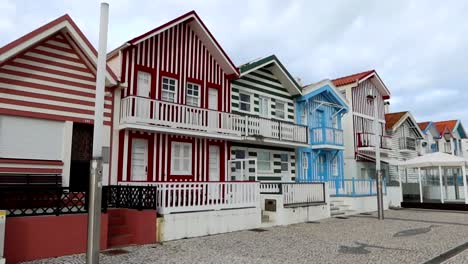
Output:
[300, 104, 308, 125]
[302, 153, 308, 178]
[162, 77, 177, 102]
[331, 157, 338, 176]
[137, 71, 151, 97]
[332, 115, 338, 129]
[259, 96, 269, 117]
[234, 150, 245, 169]
[280, 153, 289, 171]
[171, 142, 192, 175]
[239, 92, 251, 112]
[275, 101, 286, 119]
[186, 83, 200, 107]
[258, 151, 272, 172]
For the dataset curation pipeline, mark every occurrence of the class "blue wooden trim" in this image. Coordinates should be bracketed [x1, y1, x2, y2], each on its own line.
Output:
[299, 84, 348, 112]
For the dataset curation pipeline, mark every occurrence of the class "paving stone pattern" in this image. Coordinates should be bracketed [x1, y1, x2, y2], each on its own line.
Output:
[24, 209, 468, 264]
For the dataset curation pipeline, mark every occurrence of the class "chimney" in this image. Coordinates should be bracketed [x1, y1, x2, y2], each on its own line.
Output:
[384, 101, 390, 114]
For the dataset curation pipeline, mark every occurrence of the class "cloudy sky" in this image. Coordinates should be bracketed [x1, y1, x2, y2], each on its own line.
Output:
[1, 0, 468, 126]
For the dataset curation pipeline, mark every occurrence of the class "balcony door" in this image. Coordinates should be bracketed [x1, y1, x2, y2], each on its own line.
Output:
[208, 88, 219, 130]
[209, 145, 220, 181]
[136, 71, 151, 119]
[131, 138, 148, 181]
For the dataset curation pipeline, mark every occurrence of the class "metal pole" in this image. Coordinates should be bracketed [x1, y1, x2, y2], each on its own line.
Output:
[373, 98, 384, 220]
[86, 2, 109, 264]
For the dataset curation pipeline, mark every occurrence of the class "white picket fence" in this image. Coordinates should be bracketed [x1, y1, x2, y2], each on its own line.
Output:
[120, 96, 308, 143]
[260, 182, 326, 206]
[153, 182, 260, 214]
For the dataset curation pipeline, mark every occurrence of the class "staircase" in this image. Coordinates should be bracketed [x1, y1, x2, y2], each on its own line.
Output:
[108, 210, 134, 248]
[330, 200, 354, 217]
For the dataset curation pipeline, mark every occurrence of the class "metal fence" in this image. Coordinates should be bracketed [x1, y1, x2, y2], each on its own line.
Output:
[0, 185, 157, 217]
[328, 178, 387, 197]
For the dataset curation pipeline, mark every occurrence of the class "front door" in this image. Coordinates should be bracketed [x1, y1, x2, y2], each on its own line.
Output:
[131, 138, 148, 181]
[208, 88, 219, 130]
[318, 154, 326, 181]
[136, 71, 151, 119]
[209, 145, 220, 181]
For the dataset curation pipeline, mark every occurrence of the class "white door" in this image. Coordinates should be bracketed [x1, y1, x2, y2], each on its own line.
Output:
[131, 138, 148, 181]
[209, 145, 220, 181]
[136, 71, 151, 119]
[208, 88, 219, 130]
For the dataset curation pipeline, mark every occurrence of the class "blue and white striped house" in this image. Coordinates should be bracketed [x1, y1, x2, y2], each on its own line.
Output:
[295, 80, 349, 184]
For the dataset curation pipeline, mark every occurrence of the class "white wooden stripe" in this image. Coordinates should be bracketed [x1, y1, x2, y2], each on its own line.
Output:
[45, 39, 73, 49]
[3, 65, 96, 86]
[245, 72, 284, 89]
[234, 78, 291, 97]
[0, 163, 62, 169]
[25, 51, 87, 68]
[0, 103, 111, 122]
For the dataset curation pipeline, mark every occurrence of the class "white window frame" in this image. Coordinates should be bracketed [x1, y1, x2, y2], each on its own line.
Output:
[302, 153, 308, 178]
[170, 142, 192, 175]
[300, 103, 308, 125]
[238, 91, 253, 113]
[186, 82, 201, 107]
[161, 77, 177, 103]
[257, 151, 273, 173]
[259, 96, 270, 118]
[275, 100, 286, 120]
[280, 153, 289, 172]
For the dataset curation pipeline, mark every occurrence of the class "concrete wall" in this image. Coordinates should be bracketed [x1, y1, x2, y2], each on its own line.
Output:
[387, 186, 402, 208]
[261, 194, 330, 226]
[331, 195, 389, 214]
[157, 207, 261, 241]
[4, 214, 108, 264]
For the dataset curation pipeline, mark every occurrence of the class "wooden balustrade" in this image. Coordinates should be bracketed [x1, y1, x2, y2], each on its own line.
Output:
[310, 127, 344, 146]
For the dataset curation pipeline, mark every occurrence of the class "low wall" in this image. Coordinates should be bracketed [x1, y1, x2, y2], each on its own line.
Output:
[331, 195, 389, 215]
[108, 209, 157, 245]
[387, 186, 402, 208]
[5, 214, 108, 264]
[158, 207, 261, 241]
[261, 194, 330, 226]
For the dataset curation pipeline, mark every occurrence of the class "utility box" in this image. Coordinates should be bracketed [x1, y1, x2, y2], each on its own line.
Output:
[0, 210, 5, 264]
[265, 199, 277, 212]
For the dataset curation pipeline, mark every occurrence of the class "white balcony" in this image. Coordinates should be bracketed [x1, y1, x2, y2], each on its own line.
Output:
[120, 96, 308, 145]
[399, 137, 417, 153]
[310, 127, 344, 150]
[357, 132, 392, 152]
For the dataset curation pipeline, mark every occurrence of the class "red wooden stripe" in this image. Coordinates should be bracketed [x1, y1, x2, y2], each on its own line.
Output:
[0, 88, 112, 109]
[0, 167, 63, 173]
[0, 159, 64, 165]
[30, 47, 83, 63]
[0, 68, 95, 89]
[22, 54, 93, 74]
[41, 42, 75, 54]
[0, 97, 112, 117]
[8, 60, 96, 82]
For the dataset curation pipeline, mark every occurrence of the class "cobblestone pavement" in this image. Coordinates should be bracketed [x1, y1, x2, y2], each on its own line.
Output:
[24, 209, 468, 264]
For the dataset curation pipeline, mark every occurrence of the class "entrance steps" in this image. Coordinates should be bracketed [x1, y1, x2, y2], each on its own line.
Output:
[108, 211, 134, 248]
[330, 200, 355, 217]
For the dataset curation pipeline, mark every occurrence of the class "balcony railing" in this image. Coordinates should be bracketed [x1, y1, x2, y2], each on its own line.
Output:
[399, 137, 416, 151]
[310, 127, 344, 146]
[120, 96, 308, 143]
[357, 132, 392, 150]
[328, 178, 387, 197]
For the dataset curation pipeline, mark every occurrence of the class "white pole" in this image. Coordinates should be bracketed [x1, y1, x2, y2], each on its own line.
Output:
[87, 2, 109, 264]
[373, 97, 384, 220]
[439, 166, 444, 204]
[398, 166, 403, 203]
[418, 167, 423, 203]
[462, 165, 468, 204]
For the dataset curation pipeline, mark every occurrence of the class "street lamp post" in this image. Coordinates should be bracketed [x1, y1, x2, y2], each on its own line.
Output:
[86, 2, 109, 263]
[367, 88, 384, 220]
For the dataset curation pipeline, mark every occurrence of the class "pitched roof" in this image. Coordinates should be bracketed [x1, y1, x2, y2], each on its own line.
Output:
[0, 14, 117, 85]
[108, 10, 239, 77]
[237, 55, 302, 95]
[385, 112, 407, 130]
[331, 70, 375, 87]
[434, 120, 458, 135]
[418, 122, 431, 131]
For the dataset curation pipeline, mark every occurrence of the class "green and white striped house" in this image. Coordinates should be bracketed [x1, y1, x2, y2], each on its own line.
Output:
[229, 55, 306, 182]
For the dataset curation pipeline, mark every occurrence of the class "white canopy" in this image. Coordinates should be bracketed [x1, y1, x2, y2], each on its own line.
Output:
[398, 152, 468, 168]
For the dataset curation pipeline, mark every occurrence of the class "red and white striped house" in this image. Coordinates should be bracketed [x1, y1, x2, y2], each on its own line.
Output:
[0, 14, 118, 189]
[107, 11, 241, 185]
[332, 70, 392, 179]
